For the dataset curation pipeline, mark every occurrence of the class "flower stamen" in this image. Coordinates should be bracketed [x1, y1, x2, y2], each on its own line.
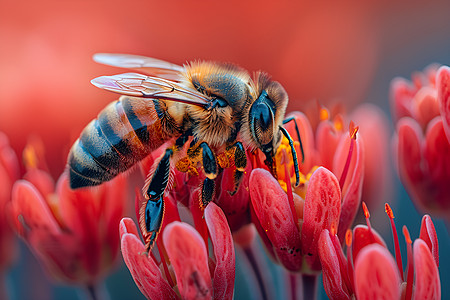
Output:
[403, 225, 414, 300]
[339, 122, 358, 189]
[385, 203, 404, 281]
[345, 229, 355, 293]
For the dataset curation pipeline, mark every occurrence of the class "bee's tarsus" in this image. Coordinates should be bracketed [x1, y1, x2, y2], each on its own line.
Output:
[279, 126, 300, 187]
[283, 117, 305, 163]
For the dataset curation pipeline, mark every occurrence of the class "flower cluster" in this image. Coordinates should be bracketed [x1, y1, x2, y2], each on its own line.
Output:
[248, 109, 364, 273]
[319, 203, 440, 299]
[391, 65, 450, 220]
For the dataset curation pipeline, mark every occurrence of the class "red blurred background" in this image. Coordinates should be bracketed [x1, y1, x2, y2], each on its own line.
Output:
[1, 1, 450, 299]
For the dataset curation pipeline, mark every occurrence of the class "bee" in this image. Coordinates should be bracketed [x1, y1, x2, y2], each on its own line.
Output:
[67, 53, 302, 250]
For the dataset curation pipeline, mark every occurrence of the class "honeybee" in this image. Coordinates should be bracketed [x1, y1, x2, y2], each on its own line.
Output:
[67, 53, 301, 250]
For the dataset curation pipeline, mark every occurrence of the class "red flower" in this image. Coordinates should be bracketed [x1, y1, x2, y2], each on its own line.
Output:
[120, 202, 235, 300]
[0, 132, 20, 271]
[9, 168, 127, 286]
[249, 109, 364, 272]
[392, 65, 450, 219]
[318, 203, 440, 300]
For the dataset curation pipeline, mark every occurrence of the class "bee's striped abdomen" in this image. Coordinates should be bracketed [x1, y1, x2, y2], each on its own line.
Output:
[68, 97, 173, 189]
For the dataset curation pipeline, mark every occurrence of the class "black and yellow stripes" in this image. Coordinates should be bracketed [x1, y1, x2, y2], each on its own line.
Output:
[68, 97, 178, 189]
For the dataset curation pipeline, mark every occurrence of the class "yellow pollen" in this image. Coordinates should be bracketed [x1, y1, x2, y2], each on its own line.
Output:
[320, 107, 330, 121]
[333, 114, 344, 131]
[23, 144, 39, 169]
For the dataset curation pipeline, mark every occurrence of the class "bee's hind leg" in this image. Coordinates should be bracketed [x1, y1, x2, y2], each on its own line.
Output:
[143, 148, 173, 251]
[226, 141, 247, 196]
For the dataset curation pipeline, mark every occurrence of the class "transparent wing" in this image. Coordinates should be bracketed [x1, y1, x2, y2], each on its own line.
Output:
[93, 53, 185, 81]
[91, 73, 209, 107]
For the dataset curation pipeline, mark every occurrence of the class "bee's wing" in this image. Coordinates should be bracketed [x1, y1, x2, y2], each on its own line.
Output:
[93, 53, 184, 81]
[91, 73, 209, 107]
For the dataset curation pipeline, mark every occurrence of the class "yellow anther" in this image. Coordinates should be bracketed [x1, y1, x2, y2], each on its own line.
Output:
[23, 144, 38, 169]
[333, 114, 344, 131]
[320, 107, 330, 121]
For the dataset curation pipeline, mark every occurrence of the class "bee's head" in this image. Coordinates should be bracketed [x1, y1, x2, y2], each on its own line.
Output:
[246, 73, 288, 170]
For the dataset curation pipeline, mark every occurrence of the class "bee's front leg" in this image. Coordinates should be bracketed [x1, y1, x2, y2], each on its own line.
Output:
[226, 141, 247, 196]
[188, 141, 218, 208]
[143, 148, 173, 252]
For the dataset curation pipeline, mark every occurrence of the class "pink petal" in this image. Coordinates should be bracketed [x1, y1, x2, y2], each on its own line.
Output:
[423, 118, 450, 214]
[396, 118, 429, 212]
[204, 203, 235, 300]
[413, 239, 441, 300]
[419, 215, 439, 267]
[318, 229, 350, 300]
[437, 65, 450, 142]
[390, 77, 416, 123]
[23, 169, 55, 198]
[352, 225, 387, 262]
[10, 180, 61, 236]
[249, 168, 302, 271]
[334, 136, 364, 241]
[354, 244, 401, 300]
[121, 231, 177, 300]
[302, 167, 341, 269]
[163, 222, 212, 299]
[284, 111, 317, 173]
[119, 217, 139, 240]
[316, 120, 341, 171]
[412, 87, 440, 129]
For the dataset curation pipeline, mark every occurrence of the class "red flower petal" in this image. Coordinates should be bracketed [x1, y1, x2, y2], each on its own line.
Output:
[354, 244, 401, 300]
[390, 77, 416, 123]
[318, 229, 350, 300]
[413, 239, 441, 300]
[437, 65, 450, 142]
[334, 136, 364, 241]
[121, 230, 177, 300]
[204, 203, 235, 300]
[163, 222, 212, 299]
[249, 168, 302, 271]
[316, 120, 341, 171]
[351, 225, 387, 262]
[284, 111, 317, 173]
[10, 180, 61, 236]
[419, 215, 439, 267]
[423, 118, 450, 214]
[396, 118, 427, 210]
[302, 167, 341, 269]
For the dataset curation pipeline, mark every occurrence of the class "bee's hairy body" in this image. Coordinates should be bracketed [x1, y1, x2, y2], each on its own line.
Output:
[68, 54, 300, 250]
[69, 62, 265, 188]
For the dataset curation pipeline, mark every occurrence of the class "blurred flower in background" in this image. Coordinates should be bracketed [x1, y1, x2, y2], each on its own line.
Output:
[392, 65, 450, 221]
[9, 151, 127, 297]
[0, 133, 20, 299]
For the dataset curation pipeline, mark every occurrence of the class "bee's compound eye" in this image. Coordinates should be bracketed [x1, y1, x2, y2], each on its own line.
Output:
[250, 101, 274, 146]
[253, 102, 273, 131]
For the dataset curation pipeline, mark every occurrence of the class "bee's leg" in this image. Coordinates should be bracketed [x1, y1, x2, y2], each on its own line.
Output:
[226, 141, 247, 196]
[279, 126, 300, 187]
[186, 141, 218, 208]
[199, 142, 218, 208]
[282, 117, 304, 163]
[144, 148, 173, 251]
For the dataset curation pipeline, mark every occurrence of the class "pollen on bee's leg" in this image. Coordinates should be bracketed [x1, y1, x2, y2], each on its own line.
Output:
[175, 157, 191, 173]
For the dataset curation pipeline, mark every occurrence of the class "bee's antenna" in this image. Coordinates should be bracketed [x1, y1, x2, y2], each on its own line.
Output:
[279, 126, 300, 187]
[282, 117, 304, 163]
